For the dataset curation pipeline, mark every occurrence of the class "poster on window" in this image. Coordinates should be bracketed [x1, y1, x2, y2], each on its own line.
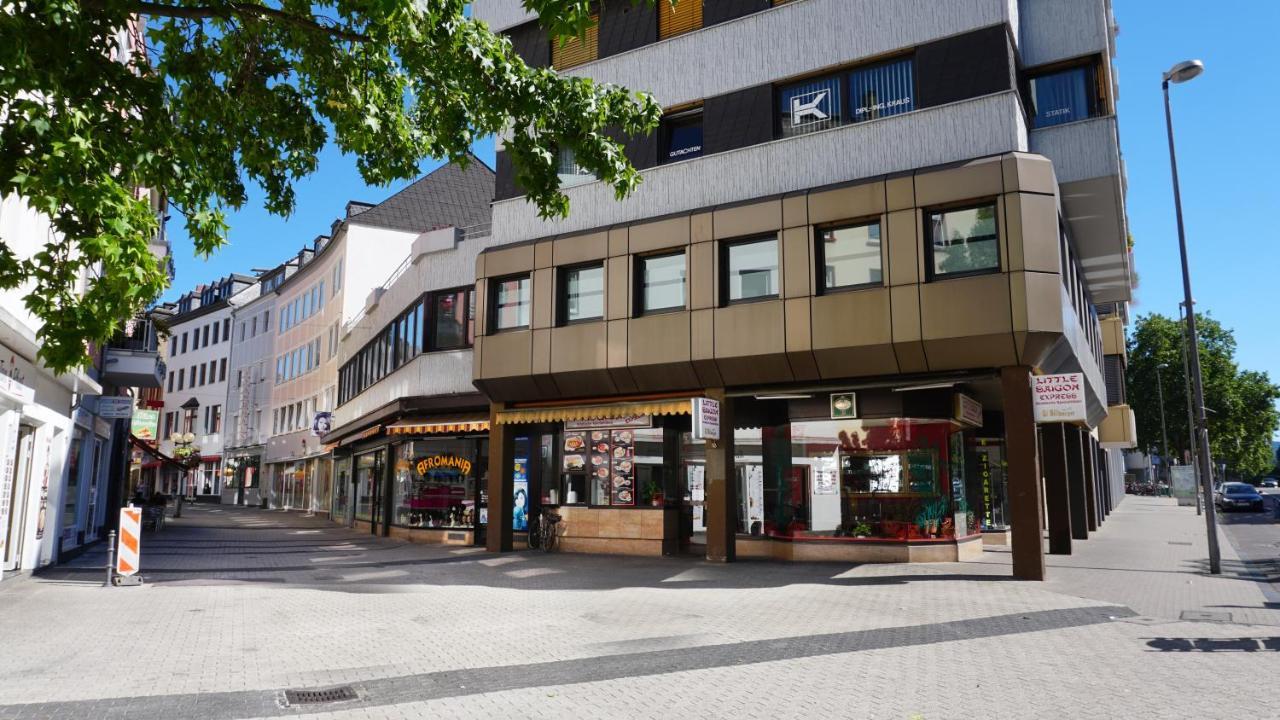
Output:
[562, 431, 587, 472]
[512, 456, 529, 531]
[610, 429, 635, 505]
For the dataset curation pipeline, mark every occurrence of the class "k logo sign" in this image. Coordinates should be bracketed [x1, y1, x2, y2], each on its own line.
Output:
[791, 89, 830, 127]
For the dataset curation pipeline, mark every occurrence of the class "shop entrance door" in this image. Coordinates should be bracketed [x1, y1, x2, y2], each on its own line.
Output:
[3, 426, 35, 572]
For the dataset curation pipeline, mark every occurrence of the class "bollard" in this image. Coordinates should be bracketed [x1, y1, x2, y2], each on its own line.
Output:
[105, 530, 115, 587]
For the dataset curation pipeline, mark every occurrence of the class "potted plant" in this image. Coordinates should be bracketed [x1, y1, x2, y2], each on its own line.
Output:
[642, 479, 663, 507]
[851, 522, 872, 538]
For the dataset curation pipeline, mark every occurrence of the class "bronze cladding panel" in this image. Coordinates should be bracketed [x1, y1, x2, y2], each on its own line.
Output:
[885, 174, 915, 212]
[713, 300, 785, 359]
[782, 227, 812, 299]
[473, 279, 490, 336]
[534, 239, 554, 269]
[630, 312, 692, 366]
[689, 242, 715, 311]
[807, 181, 885, 226]
[606, 256, 629, 321]
[630, 215, 690, 254]
[784, 298, 811, 353]
[480, 330, 532, 379]
[531, 328, 552, 375]
[920, 273, 1013, 339]
[889, 285, 927, 373]
[553, 230, 608, 266]
[1001, 153, 1057, 196]
[886, 209, 920, 286]
[811, 288, 892, 349]
[691, 308, 714, 361]
[532, 268, 554, 330]
[713, 200, 781, 240]
[607, 319, 628, 369]
[691, 211, 713, 244]
[782, 193, 807, 229]
[913, 155, 1005, 207]
[608, 227, 628, 257]
[550, 321, 608, 374]
[1005, 192, 1060, 274]
[484, 243, 536, 278]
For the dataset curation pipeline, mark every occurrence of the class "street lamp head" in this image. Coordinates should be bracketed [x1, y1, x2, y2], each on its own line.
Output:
[1158, 363, 1170, 369]
[183, 432, 195, 444]
[1163, 59, 1204, 84]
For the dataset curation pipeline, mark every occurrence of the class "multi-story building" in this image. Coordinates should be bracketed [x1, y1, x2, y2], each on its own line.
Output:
[157, 275, 257, 498]
[221, 260, 294, 506]
[322, 161, 494, 541]
[471, 0, 1134, 579]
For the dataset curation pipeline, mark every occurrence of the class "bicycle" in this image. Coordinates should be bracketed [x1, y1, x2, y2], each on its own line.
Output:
[530, 509, 561, 552]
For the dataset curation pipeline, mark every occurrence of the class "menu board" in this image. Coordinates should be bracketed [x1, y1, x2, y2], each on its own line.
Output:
[563, 429, 634, 505]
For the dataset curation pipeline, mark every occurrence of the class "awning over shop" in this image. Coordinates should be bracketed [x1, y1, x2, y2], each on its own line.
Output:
[495, 398, 694, 425]
[386, 417, 490, 435]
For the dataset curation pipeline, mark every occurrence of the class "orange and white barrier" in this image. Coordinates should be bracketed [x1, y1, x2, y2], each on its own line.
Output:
[116, 506, 141, 576]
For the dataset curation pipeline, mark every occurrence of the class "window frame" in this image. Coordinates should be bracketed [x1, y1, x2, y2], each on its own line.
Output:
[814, 217, 884, 294]
[427, 287, 475, 351]
[489, 273, 532, 333]
[1025, 57, 1104, 129]
[658, 108, 704, 165]
[720, 235, 781, 306]
[634, 250, 688, 316]
[557, 262, 606, 326]
[923, 200, 1002, 282]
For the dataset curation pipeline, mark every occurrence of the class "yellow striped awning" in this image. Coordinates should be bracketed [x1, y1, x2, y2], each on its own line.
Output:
[495, 399, 693, 425]
[386, 418, 490, 435]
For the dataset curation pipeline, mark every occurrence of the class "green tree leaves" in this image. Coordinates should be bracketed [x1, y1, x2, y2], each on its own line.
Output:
[1, 0, 660, 372]
[1127, 313, 1280, 478]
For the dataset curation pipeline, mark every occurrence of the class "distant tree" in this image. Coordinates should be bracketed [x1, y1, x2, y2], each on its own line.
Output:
[1, 0, 660, 372]
[1127, 313, 1280, 478]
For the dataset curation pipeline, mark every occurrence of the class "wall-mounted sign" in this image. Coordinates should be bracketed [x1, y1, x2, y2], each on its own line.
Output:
[954, 394, 983, 427]
[790, 88, 831, 127]
[415, 454, 473, 477]
[97, 396, 135, 419]
[312, 411, 333, 437]
[1033, 373, 1087, 423]
[130, 409, 160, 440]
[691, 398, 720, 441]
[830, 392, 857, 420]
[564, 415, 652, 431]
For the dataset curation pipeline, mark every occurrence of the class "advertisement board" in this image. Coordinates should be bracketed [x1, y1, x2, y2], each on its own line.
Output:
[130, 409, 160, 441]
[691, 398, 720, 440]
[1033, 373, 1087, 423]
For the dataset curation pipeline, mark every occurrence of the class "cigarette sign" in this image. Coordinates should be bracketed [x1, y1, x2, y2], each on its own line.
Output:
[1033, 373, 1087, 423]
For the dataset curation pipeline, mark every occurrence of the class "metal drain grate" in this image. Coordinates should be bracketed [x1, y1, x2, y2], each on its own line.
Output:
[1180, 610, 1232, 623]
[284, 686, 357, 705]
[1167, 541, 1193, 546]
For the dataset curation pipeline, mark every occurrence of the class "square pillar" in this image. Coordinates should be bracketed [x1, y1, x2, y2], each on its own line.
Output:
[703, 389, 736, 563]
[1100, 446, 1113, 515]
[1082, 435, 1099, 532]
[1064, 426, 1089, 540]
[1040, 422, 1073, 555]
[486, 403, 514, 553]
[1001, 366, 1045, 581]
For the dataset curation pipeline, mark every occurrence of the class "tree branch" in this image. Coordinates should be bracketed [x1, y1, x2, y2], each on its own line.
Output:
[103, 1, 371, 42]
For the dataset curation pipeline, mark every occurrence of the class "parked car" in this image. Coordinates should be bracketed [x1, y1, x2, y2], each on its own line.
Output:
[1215, 482, 1265, 512]
[1261, 479, 1278, 489]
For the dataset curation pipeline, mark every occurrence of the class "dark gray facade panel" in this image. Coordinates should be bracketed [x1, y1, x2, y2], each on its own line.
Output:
[611, 126, 658, 171]
[599, 2, 658, 59]
[915, 25, 1014, 109]
[703, 0, 771, 27]
[703, 84, 774, 155]
[506, 20, 550, 68]
[495, 151, 521, 202]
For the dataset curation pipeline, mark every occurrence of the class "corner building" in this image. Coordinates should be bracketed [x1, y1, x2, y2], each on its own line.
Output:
[473, 0, 1134, 578]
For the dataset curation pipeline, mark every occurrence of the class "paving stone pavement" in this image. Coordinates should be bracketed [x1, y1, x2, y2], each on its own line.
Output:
[0, 499, 1275, 719]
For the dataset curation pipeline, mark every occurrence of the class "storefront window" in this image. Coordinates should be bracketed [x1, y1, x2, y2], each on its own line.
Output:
[354, 451, 380, 521]
[638, 252, 686, 313]
[332, 457, 352, 520]
[559, 265, 604, 324]
[818, 221, 882, 291]
[491, 275, 531, 331]
[63, 431, 84, 529]
[926, 203, 999, 279]
[723, 237, 778, 303]
[391, 440, 476, 529]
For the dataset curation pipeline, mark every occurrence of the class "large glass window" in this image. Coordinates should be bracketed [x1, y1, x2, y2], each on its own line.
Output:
[639, 252, 686, 313]
[560, 264, 604, 323]
[1029, 65, 1096, 128]
[925, 203, 1000, 279]
[848, 57, 915, 122]
[778, 74, 843, 138]
[661, 111, 703, 164]
[723, 237, 779, 303]
[818, 221, 882, 291]
[391, 439, 477, 529]
[556, 148, 595, 188]
[491, 275, 531, 331]
[777, 57, 915, 139]
[430, 288, 474, 350]
[354, 451, 381, 522]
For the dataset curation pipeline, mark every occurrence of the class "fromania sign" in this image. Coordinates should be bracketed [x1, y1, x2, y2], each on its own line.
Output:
[415, 454, 472, 477]
[1032, 373, 1087, 423]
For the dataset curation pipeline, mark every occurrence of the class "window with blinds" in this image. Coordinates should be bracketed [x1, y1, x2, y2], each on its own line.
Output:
[659, 0, 702, 39]
[551, 19, 599, 70]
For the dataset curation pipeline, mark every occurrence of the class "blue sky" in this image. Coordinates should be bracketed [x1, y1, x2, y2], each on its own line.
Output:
[161, 1, 1280, 429]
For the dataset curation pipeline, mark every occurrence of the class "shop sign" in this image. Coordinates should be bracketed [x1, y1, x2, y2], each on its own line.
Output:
[830, 392, 857, 419]
[954, 394, 983, 427]
[1032, 373, 1087, 423]
[691, 398, 720, 441]
[415, 454, 473, 477]
[130, 409, 160, 440]
[564, 415, 652, 431]
[0, 373, 35, 405]
[312, 411, 333, 437]
[97, 396, 135, 419]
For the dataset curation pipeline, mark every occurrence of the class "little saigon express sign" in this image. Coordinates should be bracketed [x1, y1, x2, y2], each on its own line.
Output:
[415, 454, 472, 477]
[1032, 373, 1087, 423]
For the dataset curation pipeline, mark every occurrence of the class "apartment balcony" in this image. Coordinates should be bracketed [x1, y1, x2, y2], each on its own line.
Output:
[1099, 404, 1138, 449]
[102, 316, 164, 388]
[1029, 115, 1130, 304]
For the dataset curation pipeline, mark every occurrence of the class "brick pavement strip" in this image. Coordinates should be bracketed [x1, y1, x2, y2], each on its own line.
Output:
[1, 502, 1276, 719]
[0, 605, 1134, 720]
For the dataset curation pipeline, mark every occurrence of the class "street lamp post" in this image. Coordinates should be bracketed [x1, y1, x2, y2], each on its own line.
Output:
[1179, 302, 1202, 514]
[1162, 58, 1220, 574]
[1155, 363, 1171, 492]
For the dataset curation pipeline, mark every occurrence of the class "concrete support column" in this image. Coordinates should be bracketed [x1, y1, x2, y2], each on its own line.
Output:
[1092, 438, 1106, 523]
[486, 403, 514, 553]
[1082, 435, 1099, 532]
[703, 389, 736, 563]
[1100, 446, 1113, 515]
[1064, 426, 1089, 540]
[1001, 366, 1045, 581]
[1040, 422, 1073, 555]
